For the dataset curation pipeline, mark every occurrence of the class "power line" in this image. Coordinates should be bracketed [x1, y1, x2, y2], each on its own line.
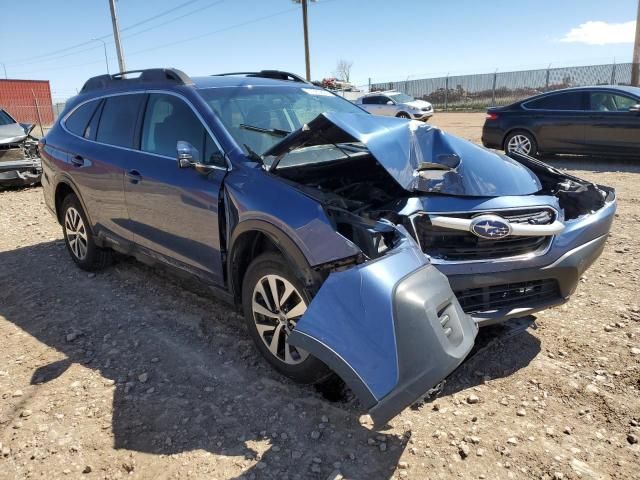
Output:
[119, 0, 199, 33]
[4, 0, 203, 65]
[10, 7, 298, 76]
[10, 0, 332, 77]
[127, 7, 299, 57]
[121, 0, 225, 40]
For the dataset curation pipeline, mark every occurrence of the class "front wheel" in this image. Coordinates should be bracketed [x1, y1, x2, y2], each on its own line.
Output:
[504, 130, 538, 157]
[396, 112, 411, 119]
[242, 253, 331, 384]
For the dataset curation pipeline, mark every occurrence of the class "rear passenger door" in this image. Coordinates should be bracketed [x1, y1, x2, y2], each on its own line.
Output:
[523, 91, 588, 153]
[123, 92, 227, 285]
[64, 93, 145, 242]
[361, 95, 383, 115]
[584, 91, 640, 155]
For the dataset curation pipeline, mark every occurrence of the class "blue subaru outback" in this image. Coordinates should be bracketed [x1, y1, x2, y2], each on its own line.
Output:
[40, 68, 616, 426]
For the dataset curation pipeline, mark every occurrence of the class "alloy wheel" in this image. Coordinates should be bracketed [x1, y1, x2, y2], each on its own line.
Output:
[64, 207, 88, 260]
[251, 274, 309, 365]
[507, 134, 532, 154]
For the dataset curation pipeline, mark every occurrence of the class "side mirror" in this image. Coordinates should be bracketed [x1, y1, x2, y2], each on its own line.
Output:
[176, 140, 198, 168]
[386, 100, 394, 105]
[629, 104, 640, 113]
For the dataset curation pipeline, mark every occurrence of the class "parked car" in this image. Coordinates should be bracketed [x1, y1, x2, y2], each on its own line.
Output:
[356, 90, 433, 120]
[0, 108, 41, 187]
[40, 68, 615, 426]
[482, 85, 640, 156]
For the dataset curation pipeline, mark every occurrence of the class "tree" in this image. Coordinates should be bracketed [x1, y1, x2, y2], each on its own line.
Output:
[334, 59, 354, 83]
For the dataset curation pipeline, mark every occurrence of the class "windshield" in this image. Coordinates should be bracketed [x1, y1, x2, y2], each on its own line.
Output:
[388, 93, 414, 104]
[198, 85, 366, 156]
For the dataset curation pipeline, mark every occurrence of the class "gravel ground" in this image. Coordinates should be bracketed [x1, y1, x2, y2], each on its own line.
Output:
[1, 113, 639, 480]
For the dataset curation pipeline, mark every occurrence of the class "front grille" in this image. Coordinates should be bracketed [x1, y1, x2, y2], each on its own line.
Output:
[455, 279, 560, 314]
[412, 208, 555, 261]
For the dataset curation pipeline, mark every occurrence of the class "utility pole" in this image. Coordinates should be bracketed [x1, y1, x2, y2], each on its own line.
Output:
[632, 0, 640, 85]
[108, 0, 127, 74]
[293, 0, 314, 81]
[0, 62, 6, 79]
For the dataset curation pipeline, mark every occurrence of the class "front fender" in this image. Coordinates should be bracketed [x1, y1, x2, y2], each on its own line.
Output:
[223, 165, 362, 267]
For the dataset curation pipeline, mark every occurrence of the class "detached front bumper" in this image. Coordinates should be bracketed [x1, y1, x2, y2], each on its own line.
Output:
[289, 236, 477, 427]
[0, 157, 42, 187]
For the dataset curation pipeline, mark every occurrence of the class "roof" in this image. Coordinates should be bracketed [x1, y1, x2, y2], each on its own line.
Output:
[537, 85, 640, 96]
[191, 75, 310, 89]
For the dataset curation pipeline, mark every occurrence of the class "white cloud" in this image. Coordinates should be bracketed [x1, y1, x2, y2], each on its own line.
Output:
[561, 20, 636, 45]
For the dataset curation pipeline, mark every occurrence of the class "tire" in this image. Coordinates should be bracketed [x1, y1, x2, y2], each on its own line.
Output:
[242, 252, 331, 384]
[61, 194, 111, 271]
[396, 112, 411, 119]
[504, 130, 538, 157]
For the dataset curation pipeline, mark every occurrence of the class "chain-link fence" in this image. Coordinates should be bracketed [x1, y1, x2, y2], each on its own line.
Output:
[371, 63, 633, 111]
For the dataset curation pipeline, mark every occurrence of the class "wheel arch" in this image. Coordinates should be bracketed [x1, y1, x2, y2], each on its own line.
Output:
[54, 178, 91, 227]
[227, 220, 322, 305]
[395, 111, 410, 118]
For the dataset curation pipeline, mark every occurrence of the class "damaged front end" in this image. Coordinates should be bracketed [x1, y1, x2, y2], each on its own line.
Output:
[264, 112, 615, 323]
[255, 112, 615, 423]
[0, 122, 42, 188]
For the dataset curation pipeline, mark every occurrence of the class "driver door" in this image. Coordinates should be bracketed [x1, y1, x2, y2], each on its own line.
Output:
[123, 92, 228, 285]
[585, 91, 640, 155]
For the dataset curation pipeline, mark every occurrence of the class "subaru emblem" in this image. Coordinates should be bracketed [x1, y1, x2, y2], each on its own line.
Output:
[470, 215, 512, 239]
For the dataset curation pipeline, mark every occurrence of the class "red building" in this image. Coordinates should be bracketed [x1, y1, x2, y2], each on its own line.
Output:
[0, 79, 55, 126]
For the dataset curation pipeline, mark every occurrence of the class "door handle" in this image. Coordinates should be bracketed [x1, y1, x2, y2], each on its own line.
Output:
[70, 155, 84, 167]
[126, 169, 142, 184]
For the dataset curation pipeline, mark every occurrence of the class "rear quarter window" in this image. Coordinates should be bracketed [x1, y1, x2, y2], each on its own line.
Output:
[65, 100, 100, 137]
[524, 92, 585, 111]
[96, 94, 145, 148]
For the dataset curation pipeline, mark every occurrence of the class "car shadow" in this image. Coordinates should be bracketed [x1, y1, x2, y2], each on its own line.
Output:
[0, 240, 540, 479]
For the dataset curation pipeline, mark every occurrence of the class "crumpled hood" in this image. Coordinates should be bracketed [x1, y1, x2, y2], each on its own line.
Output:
[265, 112, 542, 197]
[0, 122, 27, 145]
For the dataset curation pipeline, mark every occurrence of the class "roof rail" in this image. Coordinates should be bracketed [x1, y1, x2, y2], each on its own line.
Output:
[80, 68, 193, 93]
[212, 70, 309, 84]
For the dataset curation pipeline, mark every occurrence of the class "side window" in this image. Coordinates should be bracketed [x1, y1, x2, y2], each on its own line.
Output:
[96, 94, 145, 148]
[361, 96, 377, 105]
[590, 92, 637, 112]
[380, 96, 392, 104]
[141, 93, 224, 166]
[525, 92, 584, 111]
[65, 100, 100, 137]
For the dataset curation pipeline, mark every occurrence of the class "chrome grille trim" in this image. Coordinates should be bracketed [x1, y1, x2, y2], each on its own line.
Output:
[410, 206, 558, 264]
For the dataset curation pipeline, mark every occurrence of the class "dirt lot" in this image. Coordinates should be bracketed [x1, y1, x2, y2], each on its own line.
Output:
[1, 113, 639, 480]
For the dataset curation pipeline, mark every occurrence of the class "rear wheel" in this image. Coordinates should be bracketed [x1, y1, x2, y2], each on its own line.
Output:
[61, 194, 111, 271]
[504, 130, 537, 157]
[242, 252, 330, 384]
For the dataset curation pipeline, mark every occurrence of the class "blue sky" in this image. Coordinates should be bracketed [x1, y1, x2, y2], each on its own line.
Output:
[1, 0, 637, 101]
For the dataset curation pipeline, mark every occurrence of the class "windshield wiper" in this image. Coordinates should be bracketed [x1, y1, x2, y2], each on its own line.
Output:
[243, 143, 263, 163]
[240, 123, 290, 138]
